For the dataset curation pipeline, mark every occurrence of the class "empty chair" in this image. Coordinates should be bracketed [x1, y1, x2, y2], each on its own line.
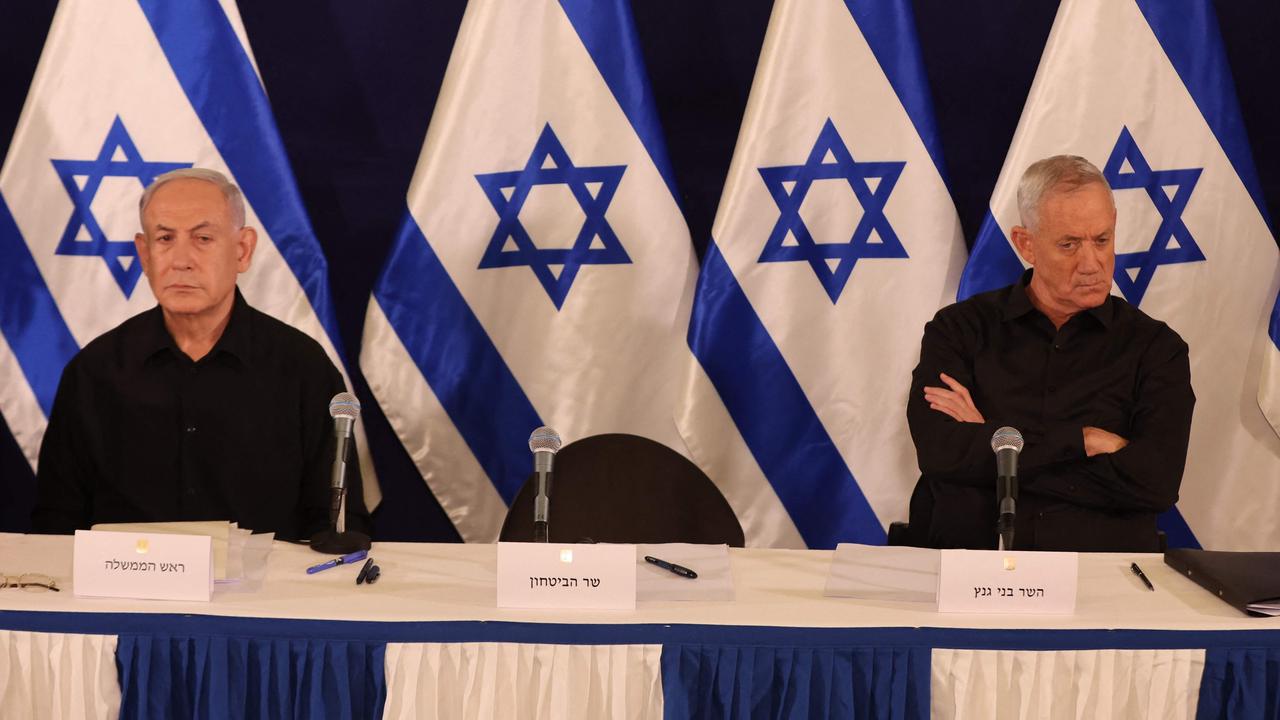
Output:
[499, 433, 744, 547]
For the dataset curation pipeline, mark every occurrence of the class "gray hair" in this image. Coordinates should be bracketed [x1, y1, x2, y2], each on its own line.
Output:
[1016, 155, 1113, 230]
[138, 168, 246, 229]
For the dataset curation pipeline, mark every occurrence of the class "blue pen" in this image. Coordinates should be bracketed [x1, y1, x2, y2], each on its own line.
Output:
[306, 549, 368, 574]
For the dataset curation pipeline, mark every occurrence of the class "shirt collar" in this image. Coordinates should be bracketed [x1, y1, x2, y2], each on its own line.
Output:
[1002, 268, 1114, 328]
[137, 288, 252, 367]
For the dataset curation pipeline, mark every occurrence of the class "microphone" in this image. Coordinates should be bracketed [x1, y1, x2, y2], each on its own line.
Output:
[991, 426, 1024, 551]
[310, 392, 371, 554]
[528, 426, 562, 543]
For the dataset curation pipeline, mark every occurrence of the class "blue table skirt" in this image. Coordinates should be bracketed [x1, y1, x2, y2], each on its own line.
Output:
[4, 611, 1280, 719]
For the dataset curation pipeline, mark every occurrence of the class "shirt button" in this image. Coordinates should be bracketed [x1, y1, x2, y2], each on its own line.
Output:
[1053, 344, 1061, 351]
[186, 425, 197, 433]
[1047, 385, 1057, 393]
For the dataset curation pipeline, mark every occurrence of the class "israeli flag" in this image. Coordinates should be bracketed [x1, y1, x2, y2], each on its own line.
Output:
[360, 0, 698, 541]
[0, 0, 380, 508]
[677, 0, 966, 548]
[959, 0, 1280, 550]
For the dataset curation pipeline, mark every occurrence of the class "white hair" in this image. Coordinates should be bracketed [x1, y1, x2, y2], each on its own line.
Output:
[138, 168, 246, 229]
[1016, 155, 1113, 230]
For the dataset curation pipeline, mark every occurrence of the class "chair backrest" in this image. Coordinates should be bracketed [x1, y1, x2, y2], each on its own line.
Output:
[499, 433, 745, 547]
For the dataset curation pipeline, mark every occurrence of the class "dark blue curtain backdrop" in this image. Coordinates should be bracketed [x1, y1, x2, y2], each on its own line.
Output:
[2, 1, 1277, 541]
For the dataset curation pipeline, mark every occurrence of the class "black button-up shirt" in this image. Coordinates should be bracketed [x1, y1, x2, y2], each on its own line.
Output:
[906, 270, 1194, 551]
[32, 290, 370, 541]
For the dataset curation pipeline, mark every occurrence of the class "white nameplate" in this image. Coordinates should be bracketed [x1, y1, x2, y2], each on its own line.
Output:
[73, 529, 213, 602]
[937, 549, 1077, 614]
[497, 542, 636, 610]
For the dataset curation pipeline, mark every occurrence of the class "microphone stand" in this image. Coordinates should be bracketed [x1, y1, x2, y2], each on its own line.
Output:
[533, 469, 551, 543]
[310, 429, 371, 554]
[996, 475, 1016, 551]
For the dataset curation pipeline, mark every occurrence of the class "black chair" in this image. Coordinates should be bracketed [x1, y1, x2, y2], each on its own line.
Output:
[499, 433, 745, 547]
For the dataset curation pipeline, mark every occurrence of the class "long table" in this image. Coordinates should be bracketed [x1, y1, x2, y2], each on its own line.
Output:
[2, 533, 1278, 719]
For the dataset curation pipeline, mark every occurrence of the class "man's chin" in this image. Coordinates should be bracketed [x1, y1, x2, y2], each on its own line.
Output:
[1075, 285, 1111, 308]
[157, 295, 211, 316]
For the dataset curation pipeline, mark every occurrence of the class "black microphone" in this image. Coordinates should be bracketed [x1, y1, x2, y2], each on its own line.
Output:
[528, 426, 562, 543]
[990, 426, 1024, 551]
[310, 392, 371, 554]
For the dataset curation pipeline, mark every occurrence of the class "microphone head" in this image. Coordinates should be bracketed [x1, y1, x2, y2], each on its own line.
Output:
[528, 426, 562, 454]
[329, 392, 361, 421]
[991, 426, 1024, 454]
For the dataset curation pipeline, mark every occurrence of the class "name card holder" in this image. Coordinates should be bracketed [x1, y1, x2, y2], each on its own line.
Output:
[73, 530, 213, 602]
[497, 542, 636, 610]
[937, 549, 1078, 614]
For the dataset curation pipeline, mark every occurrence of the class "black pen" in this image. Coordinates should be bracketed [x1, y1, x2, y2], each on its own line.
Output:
[356, 557, 375, 585]
[645, 555, 697, 579]
[1130, 562, 1154, 591]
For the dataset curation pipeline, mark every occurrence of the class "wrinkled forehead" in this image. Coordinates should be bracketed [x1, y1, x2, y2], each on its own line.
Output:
[1038, 181, 1117, 231]
[142, 179, 236, 227]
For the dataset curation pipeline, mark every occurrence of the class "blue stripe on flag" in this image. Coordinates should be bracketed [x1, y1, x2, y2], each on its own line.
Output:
[957, 210, 1024, 300]
[1158, 506, 1202, 550]
[373, 212, 543, 503]
[557, 0, 682, 204]
[0, 194, 80, 417]
[136, 0, 347, 363]
[688, 241, 885, 548]
[1136, 0, 1272, 228]
[844, 0, 951, 188]
[1271, 296, 1280, 351]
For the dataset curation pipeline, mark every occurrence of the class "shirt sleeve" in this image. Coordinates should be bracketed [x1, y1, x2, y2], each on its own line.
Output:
[907, 304, 1096, 485]
[907, 308, 1002, 485]
[31, 359, 92, 533]
[1024, 327, 1194, 513]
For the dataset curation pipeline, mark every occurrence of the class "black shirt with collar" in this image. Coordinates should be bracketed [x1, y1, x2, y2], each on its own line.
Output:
[906, 270, 1194, 552]
[32, 290, 370, 541]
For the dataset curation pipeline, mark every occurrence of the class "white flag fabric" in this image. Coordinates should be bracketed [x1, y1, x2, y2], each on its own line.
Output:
[958, 0, 1280, 550]
[676, 0, 966, 548]
[360, 0, 698, 541]
[0, 0, 380, 508]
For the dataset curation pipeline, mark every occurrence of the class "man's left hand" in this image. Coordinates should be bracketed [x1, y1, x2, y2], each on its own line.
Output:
[1083, 426, 1129, 456]
[923, 372, 986, 423]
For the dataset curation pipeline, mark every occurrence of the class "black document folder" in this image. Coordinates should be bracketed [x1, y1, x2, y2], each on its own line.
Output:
[1164, 549, 1280, 617]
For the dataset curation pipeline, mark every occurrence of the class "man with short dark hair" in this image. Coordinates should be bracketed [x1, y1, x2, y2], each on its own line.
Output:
[32, 168, 369, 540]
[905, 155, 1194, 552]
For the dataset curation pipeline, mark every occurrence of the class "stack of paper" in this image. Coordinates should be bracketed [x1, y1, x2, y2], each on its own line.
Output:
[90, 521, 273, 592]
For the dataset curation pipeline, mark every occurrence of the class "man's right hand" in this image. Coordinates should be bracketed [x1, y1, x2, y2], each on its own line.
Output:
[1083, 426, 1129, 456]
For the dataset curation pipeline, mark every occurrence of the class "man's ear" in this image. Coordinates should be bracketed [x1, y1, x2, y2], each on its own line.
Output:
[235, 226, 258, 273]
[133, 232, 150, 276]
[1010, 225, 1036, 266]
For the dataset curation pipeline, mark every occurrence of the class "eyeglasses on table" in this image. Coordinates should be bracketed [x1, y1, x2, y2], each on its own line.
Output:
[1, 573, 60, 592]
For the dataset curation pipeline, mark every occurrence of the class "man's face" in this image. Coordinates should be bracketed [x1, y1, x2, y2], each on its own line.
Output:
[134, 178, 256, 322]
[1012, 181, 1116, 320]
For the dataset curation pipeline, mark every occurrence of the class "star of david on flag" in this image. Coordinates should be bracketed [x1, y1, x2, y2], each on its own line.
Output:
[476, 123, 629, 309]
[1103, 126, 1205, 306]
[757, 118, 907, 303]
[51, 116, 190, 297]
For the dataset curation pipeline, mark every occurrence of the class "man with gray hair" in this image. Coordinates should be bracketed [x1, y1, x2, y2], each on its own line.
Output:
[32, 168, 370, 540]
[904, 155, 1194, 551]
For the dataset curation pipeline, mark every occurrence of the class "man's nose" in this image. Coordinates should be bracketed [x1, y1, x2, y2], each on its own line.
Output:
[1078, 242, 1104, 273]
[170, 237, 195, 269]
